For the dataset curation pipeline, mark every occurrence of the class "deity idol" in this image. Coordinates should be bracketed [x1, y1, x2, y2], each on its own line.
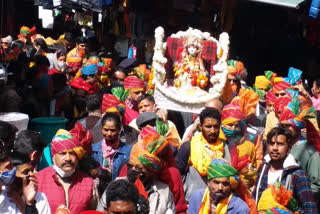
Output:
[173, 36, 208, 89]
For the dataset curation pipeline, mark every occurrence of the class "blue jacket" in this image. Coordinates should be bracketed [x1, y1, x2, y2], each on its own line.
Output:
[91, 141, 132, 180]
[188, 188, 249, 214]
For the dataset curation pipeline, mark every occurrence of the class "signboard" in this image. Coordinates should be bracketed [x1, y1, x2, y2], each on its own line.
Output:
[248, 0, 305, 8]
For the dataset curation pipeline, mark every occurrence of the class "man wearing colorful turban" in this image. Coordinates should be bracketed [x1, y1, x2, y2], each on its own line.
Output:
[188, 159, 250, 214]
[122, 129, 185, 213]
[123, 76, 146, 125]
[36, 129, 98, 213]
[277, 96, 320, 205]
[70, 64, 99, 94]
[221, 104, 257, 188]
[17, 26, 31, 43]
[227, 60, 247, 97]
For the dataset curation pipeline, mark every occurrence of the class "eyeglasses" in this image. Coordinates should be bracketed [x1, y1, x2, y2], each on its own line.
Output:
[275, 92, 287, 97]
[0, 42, 10, 45]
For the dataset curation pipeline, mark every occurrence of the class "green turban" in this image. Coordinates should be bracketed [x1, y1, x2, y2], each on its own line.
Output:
[207, 159, 238, 180]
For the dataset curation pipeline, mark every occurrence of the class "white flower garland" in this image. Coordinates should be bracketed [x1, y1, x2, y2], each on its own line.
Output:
[152, 27, 229, 104]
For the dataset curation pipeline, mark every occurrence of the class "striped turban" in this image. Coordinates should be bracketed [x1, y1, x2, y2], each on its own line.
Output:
[274, 97, 292, 117]
[124, 76, 145, 90]
[207, 159, 238, 180]
[273, 81, 291, 92]
[255, 75, 271, 90]
[266, 91, 276, 106]
[221, 104, 245, 127]
[51, 129, 85, 159]
[101, 94, 121, 113]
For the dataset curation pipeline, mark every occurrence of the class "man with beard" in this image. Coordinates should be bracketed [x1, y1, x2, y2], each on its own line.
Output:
[254, 127, 318, 213]
[36, 129, 98, 213]
[176, 107, 231, 201]
[188, 159, 249, 214]
[123, 76, 146, 125]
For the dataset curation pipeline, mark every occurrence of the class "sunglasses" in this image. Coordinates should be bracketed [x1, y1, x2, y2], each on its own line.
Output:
[1, 42, 10, 45]
[275, 92, 287, 97]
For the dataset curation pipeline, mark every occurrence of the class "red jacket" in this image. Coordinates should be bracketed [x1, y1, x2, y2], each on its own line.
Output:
[36, 166, 94, 214]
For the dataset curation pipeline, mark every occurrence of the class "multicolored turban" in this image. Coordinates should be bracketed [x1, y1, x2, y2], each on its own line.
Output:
[133, 64, 151, 81]
[207, 159, 238, 180]
[230, 88, 260, 118]
[284, 67, 302, 86]
[274, 97, 292, 117]
[221, 104, 245, 127]
[19, 26, 31, 36]
[227, 60, 246, 80]
[101, 94, 121, 112]
[264, 70, 277, 82]
[66, 56, 82, 69]
[81, 64, 97, 75]
[124, 76, 145, 90]
[254, 75, 271, 90]
[258, 182, 298, 213]
[51, 129, 85, 159]
[130, 128, 179, 172]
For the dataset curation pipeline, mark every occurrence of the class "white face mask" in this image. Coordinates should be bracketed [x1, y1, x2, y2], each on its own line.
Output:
[57, 62, 66, 69]
[53, 164, 75, 178]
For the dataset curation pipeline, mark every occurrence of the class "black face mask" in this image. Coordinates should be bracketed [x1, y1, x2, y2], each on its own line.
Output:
[127, 165, 141, 183]
[74, 100, 86, 112]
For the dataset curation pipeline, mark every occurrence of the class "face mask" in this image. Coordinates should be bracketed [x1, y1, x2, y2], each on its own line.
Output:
[127, 166, 141, 183]
[53, 164, 75, 178]
[222, 127, 242, 137]
[0, 167, 17, 185]
[57, 62, 66, 70]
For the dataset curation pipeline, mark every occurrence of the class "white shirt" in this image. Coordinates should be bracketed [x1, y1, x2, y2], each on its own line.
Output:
[0, 186, 51, 214]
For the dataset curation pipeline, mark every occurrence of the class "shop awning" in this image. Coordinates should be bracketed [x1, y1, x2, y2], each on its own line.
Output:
[248, 0, 305, 8]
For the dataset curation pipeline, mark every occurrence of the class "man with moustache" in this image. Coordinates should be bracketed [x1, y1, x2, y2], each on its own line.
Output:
[188, 159, 249, 214]
[36, 129, 98, 213]
[176, 107, 230, 201]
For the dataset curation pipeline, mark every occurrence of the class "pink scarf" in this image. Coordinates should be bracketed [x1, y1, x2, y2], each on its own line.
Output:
[311, 96, 320, 111]
[101, 138, 119, 172]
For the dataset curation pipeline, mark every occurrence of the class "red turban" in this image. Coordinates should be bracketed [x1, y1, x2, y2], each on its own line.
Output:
[266, 90, 276, 105]
[101, 94, 121, 112]
[69, 123, 93, 156]
[70, 78, 97, 94]
[274, 97, 291, 117]
[273, 81, 291, 92]
[124, 76, 145, 90]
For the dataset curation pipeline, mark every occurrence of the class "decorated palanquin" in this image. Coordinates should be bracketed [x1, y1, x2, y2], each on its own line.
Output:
[152, 27, 230, 113]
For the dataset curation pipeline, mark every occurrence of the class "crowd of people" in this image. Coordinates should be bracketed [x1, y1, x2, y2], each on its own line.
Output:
[1, 24, 320, 214]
